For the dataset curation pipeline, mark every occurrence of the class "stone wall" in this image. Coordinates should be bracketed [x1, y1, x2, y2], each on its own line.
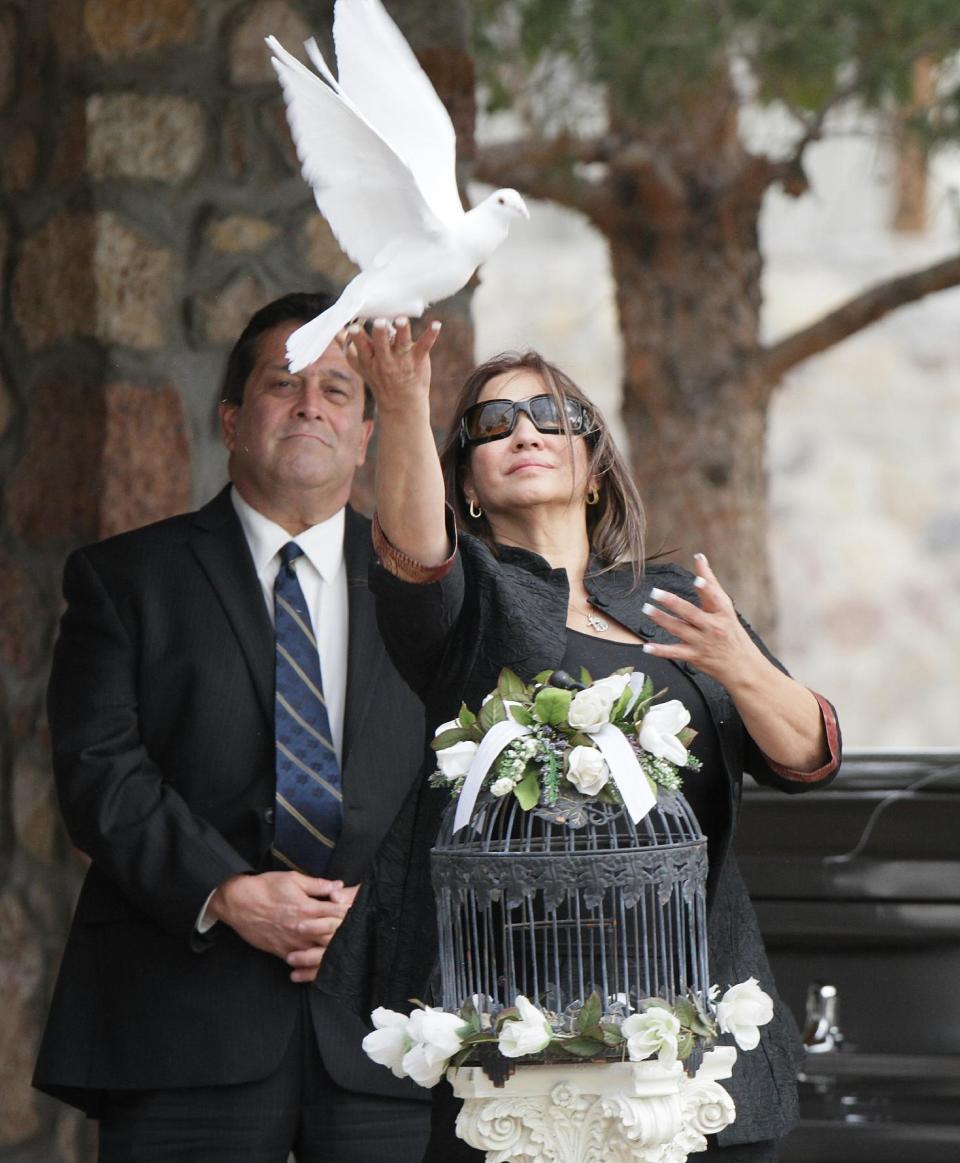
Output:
[0, 1, 473, 1157]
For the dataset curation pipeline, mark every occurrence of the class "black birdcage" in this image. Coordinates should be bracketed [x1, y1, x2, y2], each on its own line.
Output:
[431, 790, 709, 1024]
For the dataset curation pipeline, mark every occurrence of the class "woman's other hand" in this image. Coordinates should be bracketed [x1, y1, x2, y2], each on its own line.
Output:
[640, 553, 760, 690]
[641, 554, 830, 773]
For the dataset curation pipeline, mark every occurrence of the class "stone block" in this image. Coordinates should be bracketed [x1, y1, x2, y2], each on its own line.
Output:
[0, 6, 17, 111]
[98, 381, 192, 538]
[2, 125, 38, 191]
[83, 0, 200, 59]
[303, 214, 358, 286]
[14, 211, 173, 350]
[207, 212, 280, 254]
[11, 210, 96, 351]
[87, 93, 205, 183]
[0, 551, 47, 675]
[49, 97, 88, 185]
[92, 211, 173, 348]
[191, 270, 271, 345]
[5, 381, 103, 543]
[230, 0, 311, 86]
[0, 890, 43, 1146]
[14, 754, 59, 864]
[0, 370, 13, 437]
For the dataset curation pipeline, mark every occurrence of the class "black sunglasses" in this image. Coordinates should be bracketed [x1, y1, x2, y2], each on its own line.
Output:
[460, 394, 593, 446]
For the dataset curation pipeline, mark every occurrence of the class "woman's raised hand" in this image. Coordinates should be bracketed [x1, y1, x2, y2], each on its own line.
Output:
[341, 315, 441, 413]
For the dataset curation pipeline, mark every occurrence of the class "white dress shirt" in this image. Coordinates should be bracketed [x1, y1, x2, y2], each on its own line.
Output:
[197, 488, 350, 931]
[230, 485, 349, 763]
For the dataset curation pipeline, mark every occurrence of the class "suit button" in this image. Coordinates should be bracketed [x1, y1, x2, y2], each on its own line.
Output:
[263, 807, 275, 824]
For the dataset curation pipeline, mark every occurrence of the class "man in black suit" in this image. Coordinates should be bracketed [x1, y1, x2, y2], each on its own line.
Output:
[33, 294, 431, 1161]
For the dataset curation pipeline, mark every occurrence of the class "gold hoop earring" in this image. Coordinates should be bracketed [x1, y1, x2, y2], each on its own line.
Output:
[468, 498, 483, 519]
[586, 487, 600, 506]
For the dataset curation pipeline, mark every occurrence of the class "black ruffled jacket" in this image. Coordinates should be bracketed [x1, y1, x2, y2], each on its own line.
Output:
[318, 532, 841, 1146]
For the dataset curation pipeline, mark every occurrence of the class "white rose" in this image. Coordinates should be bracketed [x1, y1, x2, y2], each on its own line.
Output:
[362, 1007, 412, 1078]
[497, 995, 553, 1059]
[436, 739, 479, 779]
[491, 776, 515, 797]
[638, 699, 691, 765]
[568, 685, 618, 732]
[592, 673, 630, 700]
[401, 1008, 465, 1087]
[621, 1006, 682, 1068]
[716, 978, 774, 1051]
[566, 746, 610, 795]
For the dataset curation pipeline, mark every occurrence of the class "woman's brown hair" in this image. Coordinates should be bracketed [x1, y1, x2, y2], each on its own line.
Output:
[438, 351, 646, 580]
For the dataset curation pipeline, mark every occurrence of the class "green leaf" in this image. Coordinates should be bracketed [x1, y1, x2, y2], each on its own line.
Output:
[513, 770, 541, 810]
[611, 686, 634, 722]
[458, 703, 477, 729]
[677, 726, 698, 747]
[509, 704, 535, 727]
[533, 687, 572, 725]
[601, 1023, 625, 1047]
[558, 1036, 605, 1058]
[532, 669, 554, 686]
[497, 668, 527, 701]
[478, 694, 507, 732]
[676, 1027, 695, 1061]
[430, 727, 473, 751]
[579, 666, 593, 686]
[575, 991, 603, 1033]
[494, 1006, 519, 1030]
[673, 997, 698, 1028]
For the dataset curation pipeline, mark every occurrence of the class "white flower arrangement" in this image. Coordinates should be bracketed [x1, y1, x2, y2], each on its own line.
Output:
[362, 980, 775, 1087]
[427, 666, 702, 815]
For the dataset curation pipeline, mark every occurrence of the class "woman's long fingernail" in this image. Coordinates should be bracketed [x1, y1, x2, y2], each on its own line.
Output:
[649, 588, 667, 600]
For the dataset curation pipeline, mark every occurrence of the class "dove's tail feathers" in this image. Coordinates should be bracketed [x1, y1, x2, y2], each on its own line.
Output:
[285, 282, 367, 374]
[304, 37, 338, 89]
[266, 35, 331, 92]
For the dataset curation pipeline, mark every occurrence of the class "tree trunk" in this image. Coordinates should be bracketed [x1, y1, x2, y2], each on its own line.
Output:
[602, 101, 776, 633]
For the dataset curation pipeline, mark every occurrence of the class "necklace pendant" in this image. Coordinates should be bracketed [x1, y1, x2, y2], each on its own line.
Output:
[586, 612, 609, 633]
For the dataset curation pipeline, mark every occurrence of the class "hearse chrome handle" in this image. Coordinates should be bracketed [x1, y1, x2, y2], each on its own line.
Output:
[802, 982, 843, 1054]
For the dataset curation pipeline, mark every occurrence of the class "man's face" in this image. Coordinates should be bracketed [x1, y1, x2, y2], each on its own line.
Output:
[220, 321, 372, 510]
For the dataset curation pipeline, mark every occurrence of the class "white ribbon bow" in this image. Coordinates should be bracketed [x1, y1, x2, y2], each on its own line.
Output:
[452, 717, 656, 833]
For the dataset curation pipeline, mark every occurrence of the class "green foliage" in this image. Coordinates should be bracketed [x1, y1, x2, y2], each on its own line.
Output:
[533, 685, 573, 725]
[470, 0, 960, 141]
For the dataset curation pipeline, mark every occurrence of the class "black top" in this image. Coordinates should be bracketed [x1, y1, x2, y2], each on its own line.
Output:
[560, 629, 725, 857]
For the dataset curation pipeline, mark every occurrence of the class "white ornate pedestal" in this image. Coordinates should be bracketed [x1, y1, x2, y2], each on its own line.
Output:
[449, 1048, 737, 1163]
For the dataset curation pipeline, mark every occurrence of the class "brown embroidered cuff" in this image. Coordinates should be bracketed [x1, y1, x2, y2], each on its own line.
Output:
[372, 508, 458, 584]
[765, 691, 841, 784]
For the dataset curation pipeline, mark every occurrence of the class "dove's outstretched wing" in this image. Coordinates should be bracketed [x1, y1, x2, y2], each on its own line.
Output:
[267, 35, 448, 271]
[330, 0, 463, 226]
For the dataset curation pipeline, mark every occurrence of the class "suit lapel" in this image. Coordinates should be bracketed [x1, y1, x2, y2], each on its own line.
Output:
[341, 508, 387, 772]
[190, 487, 274, 724]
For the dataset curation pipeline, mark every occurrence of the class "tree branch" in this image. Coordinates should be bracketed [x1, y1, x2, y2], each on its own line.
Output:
[473, 133, 688, 228]
[762, 252, 960, 382]
[473, 136, 605, 216]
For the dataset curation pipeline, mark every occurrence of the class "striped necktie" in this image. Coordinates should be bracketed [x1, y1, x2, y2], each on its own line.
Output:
[271, 541, 341, 875]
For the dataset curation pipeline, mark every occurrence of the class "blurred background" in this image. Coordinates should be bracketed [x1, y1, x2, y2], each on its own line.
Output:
[1, 1, 959, 1158]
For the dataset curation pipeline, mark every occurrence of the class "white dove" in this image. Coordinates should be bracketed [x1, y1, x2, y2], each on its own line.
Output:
[267, 0, 530, 372]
